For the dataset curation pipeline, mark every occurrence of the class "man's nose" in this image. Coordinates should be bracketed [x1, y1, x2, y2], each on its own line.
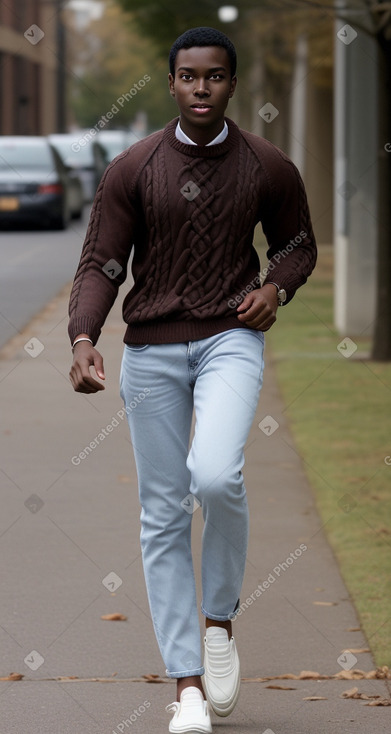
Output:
[194, 79, 210, 95]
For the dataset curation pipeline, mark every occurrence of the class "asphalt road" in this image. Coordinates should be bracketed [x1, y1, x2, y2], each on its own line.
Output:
[0, 209, 91, 349]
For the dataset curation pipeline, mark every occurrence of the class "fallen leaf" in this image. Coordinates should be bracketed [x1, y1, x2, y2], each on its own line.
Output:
[334, 669, 367, 680]
[342, 648, 370, 654]
[117, 475, 131, 483]
[341, 687, 359, 698]
[368, 666, 390, 679]
[142, 673, 167, 683]
[341, 687, 391, 703]
[57, 676, 79, 681]
[303, 696, 327, 701]
[100, 613, 127, 621]
[313, 601, 337, 606]
[241, 666, 391, 683]
[364, 699, 391, 706]
[265, 685, 296, 690]
[0, 672, 24, 681]
[298, 671, 322, 679]
[347, 627, 361, 632]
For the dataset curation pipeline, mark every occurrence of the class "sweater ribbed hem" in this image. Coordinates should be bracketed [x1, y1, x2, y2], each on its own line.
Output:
[123, 316, 246, 345]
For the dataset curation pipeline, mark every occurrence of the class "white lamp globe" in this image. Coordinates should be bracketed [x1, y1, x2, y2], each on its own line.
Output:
[218, 5, 239, 23]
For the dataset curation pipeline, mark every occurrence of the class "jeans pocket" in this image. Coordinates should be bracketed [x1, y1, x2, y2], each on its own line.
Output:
[126, 344, 150, 351]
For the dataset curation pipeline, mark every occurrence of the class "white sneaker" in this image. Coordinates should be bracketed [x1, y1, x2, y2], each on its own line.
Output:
[165, 686, 212, 733]
[202, 626, 240, 717]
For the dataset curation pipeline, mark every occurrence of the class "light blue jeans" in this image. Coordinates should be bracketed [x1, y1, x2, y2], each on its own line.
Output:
[119, 328, 265, 678]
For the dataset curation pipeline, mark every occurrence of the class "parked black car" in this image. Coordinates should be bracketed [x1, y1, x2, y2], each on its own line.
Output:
[0, 136, 82, 229]
[49, 133, 97, 203]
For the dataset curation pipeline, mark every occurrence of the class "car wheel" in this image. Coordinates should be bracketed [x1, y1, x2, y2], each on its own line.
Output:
[71, 206, 83, 220]
[50, 206, 70, 230]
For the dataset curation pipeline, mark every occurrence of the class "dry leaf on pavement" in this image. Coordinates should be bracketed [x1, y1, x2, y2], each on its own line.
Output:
[341, 648, 370, 654]
[313, 601, 337, 606]
[242, 665, 390, 683]
[0, 672, 24, 681]
[341, 687, 391, 705]
[303, 696, 328, 701]
[341, 687, 364, 698]
[299, 671, 324, 679]
[334, 669, 367, 679]
[100, 613, 127, 621]
[265, 685, 296, 690]
[364, 699, 391, 706]
[334, 666, 391, 680]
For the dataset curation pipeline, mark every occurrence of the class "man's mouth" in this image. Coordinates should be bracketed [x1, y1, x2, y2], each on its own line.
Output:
[190, 104, 213, 115]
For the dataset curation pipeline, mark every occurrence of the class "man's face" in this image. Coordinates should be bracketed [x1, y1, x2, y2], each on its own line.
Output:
[168, 46, 237, 140]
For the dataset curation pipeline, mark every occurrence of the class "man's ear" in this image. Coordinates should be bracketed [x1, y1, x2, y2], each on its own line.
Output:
[229, 75, 237, 98]
[168, 73, 175, 98]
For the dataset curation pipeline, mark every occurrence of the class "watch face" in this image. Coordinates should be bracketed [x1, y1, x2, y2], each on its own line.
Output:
[278, 289, 287, 304]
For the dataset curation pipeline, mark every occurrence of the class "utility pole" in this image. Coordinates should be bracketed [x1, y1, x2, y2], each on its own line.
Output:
[56, 0, 67, 132]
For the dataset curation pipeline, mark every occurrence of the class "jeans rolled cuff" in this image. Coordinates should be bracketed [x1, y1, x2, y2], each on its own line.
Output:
[201, 599, 239, 621]
[166, 666, 205, 679]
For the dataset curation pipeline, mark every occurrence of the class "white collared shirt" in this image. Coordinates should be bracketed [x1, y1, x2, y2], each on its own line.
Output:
[175, 120, 228, 146]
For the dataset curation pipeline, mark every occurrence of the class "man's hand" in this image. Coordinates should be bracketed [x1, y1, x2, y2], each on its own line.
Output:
[69, 336, 105, 393]
[236, 284, 278, 331]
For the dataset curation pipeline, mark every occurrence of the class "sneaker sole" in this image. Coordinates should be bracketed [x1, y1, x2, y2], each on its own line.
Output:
[204, 682, 240, 717]
[202, 669, 241, 717]
[169, 727, 212, 734]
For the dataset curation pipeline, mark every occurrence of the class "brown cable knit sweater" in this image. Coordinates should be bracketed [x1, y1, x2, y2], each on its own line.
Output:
[68, 117, 317, 345]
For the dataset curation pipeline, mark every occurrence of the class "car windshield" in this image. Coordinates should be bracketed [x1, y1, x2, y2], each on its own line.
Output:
[50, 138, 94, 167]
[100, 141, 127, 160]
[0, 143, 52, 169]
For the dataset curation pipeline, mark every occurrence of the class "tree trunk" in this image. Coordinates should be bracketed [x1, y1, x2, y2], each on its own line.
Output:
[371, 35, 391, 360]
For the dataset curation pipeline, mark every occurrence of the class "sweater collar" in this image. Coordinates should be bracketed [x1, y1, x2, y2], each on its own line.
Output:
[175, 120, 228, 146]
[164, 117, 239, 157]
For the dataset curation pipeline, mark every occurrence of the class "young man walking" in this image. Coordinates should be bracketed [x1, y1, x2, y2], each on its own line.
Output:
[69, 27, 317, 733]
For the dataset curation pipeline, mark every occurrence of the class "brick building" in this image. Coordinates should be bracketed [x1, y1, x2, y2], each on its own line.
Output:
[0, 0, 65, 134]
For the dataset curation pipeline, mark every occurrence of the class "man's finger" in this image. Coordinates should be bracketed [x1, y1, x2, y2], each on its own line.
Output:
[93, 353, 105, 380]
[237, 300, 268, 322]
[70, 363, 105, 392]
[237, 291, 257, 312]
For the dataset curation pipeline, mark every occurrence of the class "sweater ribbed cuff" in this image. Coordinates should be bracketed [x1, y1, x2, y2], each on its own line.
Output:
[68, 315, 101, 347]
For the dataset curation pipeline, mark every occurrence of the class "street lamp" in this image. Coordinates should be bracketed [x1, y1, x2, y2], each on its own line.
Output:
[217, 6, 239, 23]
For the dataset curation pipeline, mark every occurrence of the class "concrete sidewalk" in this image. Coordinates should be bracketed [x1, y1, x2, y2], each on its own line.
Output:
[0, 283, 389, 734]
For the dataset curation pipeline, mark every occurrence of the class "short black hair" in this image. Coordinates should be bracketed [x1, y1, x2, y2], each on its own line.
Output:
[169, 27, 237, 78]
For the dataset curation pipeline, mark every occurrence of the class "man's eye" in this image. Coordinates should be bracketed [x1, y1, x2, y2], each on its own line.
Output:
[181, 74, 193, 81]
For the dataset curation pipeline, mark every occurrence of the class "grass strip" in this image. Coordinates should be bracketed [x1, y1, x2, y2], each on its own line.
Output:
[258, 240, 391, 666]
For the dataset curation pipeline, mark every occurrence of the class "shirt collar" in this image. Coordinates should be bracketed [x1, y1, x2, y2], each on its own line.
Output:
[175, 120, 228, 146]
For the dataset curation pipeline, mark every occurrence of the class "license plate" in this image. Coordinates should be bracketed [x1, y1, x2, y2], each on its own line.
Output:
[0, 197, 20, 211]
